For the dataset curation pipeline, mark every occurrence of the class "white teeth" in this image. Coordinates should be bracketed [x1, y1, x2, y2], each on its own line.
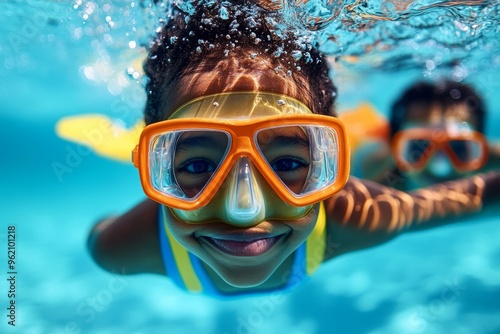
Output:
[207, 236, 279, 256]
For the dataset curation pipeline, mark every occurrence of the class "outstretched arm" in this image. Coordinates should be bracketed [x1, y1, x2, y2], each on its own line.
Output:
[406, 172, 498, 230]
[87, 199, 165, 275]
[323, 172, 500, 259]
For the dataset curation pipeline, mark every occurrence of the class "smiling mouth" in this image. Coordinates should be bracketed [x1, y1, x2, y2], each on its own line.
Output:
[199, 234, 287, 256]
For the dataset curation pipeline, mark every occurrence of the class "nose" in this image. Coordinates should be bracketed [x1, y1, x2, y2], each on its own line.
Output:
[223, 157, 266, 227]
[171, 156, 313, 225]
[427, 151, 453, 177]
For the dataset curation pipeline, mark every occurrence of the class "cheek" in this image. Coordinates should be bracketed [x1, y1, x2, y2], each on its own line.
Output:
[162, 206, 199, 245]
[286, 204, 319, 241]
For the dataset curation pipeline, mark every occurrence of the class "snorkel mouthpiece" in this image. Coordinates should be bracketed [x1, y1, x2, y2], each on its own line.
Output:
[226, 157, 266, 225]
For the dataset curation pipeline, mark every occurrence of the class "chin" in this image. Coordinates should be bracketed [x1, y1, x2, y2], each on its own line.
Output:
[215, 263, 278, 288]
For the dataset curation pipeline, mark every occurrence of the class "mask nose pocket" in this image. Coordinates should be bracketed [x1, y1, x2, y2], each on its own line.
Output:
[225, 157, 265, 225]
[427, 151, 453, 177]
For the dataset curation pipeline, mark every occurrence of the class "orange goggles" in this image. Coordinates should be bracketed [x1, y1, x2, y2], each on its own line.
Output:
[391, 128, 488, 172]
[132, 92, 350, 210]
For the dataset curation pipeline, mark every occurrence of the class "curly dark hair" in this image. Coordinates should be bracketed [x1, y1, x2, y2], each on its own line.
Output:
[390, 80, 486, 137]
[143, 0, 336, 124]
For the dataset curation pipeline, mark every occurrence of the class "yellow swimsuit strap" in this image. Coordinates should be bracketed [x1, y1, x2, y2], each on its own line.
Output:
[306, 201, 327, 275]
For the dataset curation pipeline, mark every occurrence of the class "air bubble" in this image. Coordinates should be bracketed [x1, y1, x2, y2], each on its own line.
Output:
[245, 17, 257, 28]
[273, 47, 283, 58]
[450, 89, 461, 99]
[425, 60, 435, 70]
[213, 102, 220, 107]
[277, 99, 286, 106]
[202, 18, 213, 26]
[220, 6, 228, 20]
[291, 50, 302, 60]
[304, 52, 312, 63]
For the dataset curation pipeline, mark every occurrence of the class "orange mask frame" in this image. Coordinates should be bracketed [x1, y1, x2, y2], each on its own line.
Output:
[391, 128, 489, 173]
[132, 114, 350, 210]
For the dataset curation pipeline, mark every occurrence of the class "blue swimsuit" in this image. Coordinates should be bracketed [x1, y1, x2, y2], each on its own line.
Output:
[158, 203, 327, 298]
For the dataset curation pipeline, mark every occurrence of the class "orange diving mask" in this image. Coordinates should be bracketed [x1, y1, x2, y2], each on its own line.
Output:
[391, 128, 488, 173]
[132, 92, 350, 214]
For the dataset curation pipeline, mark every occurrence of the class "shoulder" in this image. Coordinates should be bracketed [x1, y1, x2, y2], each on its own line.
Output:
[321, 178, 408, 260]
[87, 199, 165, 275]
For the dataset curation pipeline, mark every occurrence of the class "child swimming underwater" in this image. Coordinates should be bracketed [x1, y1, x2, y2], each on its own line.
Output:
[352, 80, 500, 190]
[88, 1, 500, 297]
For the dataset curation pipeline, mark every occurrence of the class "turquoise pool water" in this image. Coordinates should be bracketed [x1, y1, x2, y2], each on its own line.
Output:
[1, 1, 499, 333]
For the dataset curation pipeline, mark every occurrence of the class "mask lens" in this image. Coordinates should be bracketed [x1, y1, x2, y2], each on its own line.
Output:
[448, 139, 481, 163]
[149, 129, 230, 200]
[255, 124, 340, 196]
[401, 139, 432, 166]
